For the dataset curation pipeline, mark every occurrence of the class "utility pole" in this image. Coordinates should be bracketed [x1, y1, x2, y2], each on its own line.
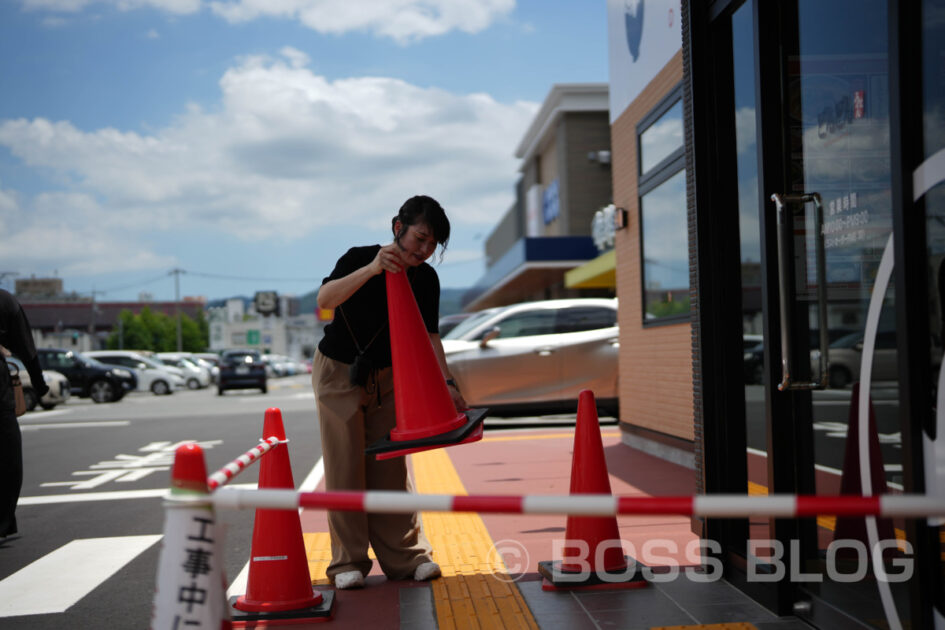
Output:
[170, 268, 185, 351]
[88, 288, 104, 351]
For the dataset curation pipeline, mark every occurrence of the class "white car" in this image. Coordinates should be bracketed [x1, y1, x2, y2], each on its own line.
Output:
[441, 298, 619, 416]
[155, 353, 211, 389]
[5, 355, 71, 411]
[193, 353, 220, 384]
[86, 350, 184, 395]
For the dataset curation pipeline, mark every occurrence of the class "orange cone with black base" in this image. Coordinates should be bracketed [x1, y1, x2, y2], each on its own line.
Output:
[538, 390, 646, 591]
[366, 270, 486, 460]
[230, 408, 335, 626]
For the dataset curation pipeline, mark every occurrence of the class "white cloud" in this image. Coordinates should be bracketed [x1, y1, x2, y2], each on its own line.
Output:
[0, 49, 537, 278]
[2, 191, 177, 276]
[22, 0, 515, 43]
[209, 0, 515, 43]
[23, 0, 201, 14]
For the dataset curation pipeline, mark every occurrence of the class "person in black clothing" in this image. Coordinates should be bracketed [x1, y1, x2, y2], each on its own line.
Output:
[312, 195, 465, 589]
[0, 289, 48, 538]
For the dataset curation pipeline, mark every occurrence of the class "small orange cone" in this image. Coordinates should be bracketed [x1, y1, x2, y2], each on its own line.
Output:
[230, 408, 334, 625]
[538, 390, 646, 590]
[366, 270, 486, 459]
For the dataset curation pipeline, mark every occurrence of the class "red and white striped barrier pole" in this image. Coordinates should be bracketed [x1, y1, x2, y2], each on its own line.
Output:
[211, 489, 945, 518]
[206, 436, 283, 491]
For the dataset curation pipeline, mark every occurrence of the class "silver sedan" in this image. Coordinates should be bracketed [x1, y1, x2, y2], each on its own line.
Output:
[441, 298, 619, 416]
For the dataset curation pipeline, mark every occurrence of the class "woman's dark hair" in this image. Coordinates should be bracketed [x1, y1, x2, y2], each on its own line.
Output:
[392, 195, 450, 258]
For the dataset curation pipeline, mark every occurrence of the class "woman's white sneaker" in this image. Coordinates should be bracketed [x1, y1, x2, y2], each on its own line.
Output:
[334, 570, 365, 589]
[413, 562, 441, 581]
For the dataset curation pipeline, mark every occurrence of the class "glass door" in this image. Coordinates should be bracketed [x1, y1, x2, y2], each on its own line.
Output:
[769, 1, 914, 626]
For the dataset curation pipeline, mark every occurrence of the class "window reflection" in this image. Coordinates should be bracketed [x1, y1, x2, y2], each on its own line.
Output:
[640, 100, 684, 175]
[640, 169, 689, 320]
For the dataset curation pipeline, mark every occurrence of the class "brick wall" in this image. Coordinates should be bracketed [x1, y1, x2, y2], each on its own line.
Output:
[612, 51, 694, 442]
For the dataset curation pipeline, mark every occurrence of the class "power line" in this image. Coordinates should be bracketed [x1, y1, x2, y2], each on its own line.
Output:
[184, 270, 321, 283]
[92, 272, 170, 296]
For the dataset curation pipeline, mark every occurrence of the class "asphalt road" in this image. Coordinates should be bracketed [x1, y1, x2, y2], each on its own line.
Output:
[0, 374, 323, 629]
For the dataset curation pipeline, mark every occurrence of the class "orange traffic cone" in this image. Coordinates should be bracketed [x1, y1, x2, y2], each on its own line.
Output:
[366, 270, 486, 460]
[152, 443, 231, 628]
[538, 390, 646, 591]
[230, 408, 335, 626]
[833, 383, 896, 557]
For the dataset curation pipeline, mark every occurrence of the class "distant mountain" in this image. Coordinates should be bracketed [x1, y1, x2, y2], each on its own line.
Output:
[205, 295, 252, 309]
[298, 286, 470, 316]
[440, 288, 469, 316]
[210, 287, 469, 316]
[298, 288, 319, 314]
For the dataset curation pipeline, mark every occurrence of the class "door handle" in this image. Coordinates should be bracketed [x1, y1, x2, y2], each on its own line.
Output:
[770, 192, 829, 390]
[535, 347, 555, 356]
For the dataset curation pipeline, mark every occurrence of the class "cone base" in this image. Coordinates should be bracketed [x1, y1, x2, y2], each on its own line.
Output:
[230, 590, 335, 626]
[537, 558, 648, 591]
[234, 590, 322, 613]
[366, 407, 488, 458]
[374, 422, 484, 461]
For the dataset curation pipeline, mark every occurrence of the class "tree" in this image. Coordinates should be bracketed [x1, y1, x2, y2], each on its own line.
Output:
[106, 307, 209, 352]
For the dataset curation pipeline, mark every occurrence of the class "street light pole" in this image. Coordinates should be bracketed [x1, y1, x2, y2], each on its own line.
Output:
[170, 268, 184, 352]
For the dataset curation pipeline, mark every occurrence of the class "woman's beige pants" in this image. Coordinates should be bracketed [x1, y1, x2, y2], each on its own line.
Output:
[312, 349, 433, 582]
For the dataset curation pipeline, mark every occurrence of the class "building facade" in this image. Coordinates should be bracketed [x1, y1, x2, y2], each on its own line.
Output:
[463, 84, 616, 310]
[604, 0, 945, 627]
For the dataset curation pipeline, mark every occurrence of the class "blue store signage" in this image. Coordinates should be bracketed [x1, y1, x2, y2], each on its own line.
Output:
[542, 179, 560, 225]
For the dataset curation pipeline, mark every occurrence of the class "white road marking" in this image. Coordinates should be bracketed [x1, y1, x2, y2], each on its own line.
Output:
[18, 483, 256, 506]
[19, 408, 72, 419]
[20, 421, 130, 431]
[0, 536, 162, 617]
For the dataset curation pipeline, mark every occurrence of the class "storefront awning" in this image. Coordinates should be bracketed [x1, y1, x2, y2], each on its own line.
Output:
[462, 236, 598, 311]
[564, 249, 616, 289]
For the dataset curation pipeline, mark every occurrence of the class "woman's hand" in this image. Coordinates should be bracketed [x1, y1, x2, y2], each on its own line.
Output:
[372, 243, 408, 275]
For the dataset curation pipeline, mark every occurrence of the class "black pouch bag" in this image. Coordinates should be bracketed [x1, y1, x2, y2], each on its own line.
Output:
[338, 305, 385, 388]
[349, 352, 374, 387]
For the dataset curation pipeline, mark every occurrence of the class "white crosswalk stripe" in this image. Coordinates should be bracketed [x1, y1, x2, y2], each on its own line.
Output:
[0, 536, 162, 618]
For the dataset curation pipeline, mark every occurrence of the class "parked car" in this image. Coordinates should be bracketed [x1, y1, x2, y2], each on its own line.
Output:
[36, 348, 136, 403]
[193, 353, 221, 384]
[745, 329, 861, 386]
[155, 352, 211, 389]
[262, 353, 293, 377]
[86, 350, 183, 395]
[812, 330, 899, 389]
[438, 312, 475, 337]
[743, 335, 765, 384]
[5, 355, 71, 411]
[441, 298, 619, 416]
[218, 349, 268, 395]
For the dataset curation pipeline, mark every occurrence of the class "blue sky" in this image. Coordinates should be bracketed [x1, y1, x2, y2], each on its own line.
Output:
[0, 1, 608, 303]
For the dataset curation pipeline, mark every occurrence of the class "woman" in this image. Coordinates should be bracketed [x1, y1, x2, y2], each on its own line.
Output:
[313, 195, 466, 589]
[0, 289, 48, 539]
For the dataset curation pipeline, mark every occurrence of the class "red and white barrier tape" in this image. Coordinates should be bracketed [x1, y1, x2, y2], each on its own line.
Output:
[206, 436, 282, 491]
[210, 489, 945, 518]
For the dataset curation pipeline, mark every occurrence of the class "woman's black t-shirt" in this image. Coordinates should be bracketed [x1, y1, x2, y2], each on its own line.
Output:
[317, 245, 440, 368]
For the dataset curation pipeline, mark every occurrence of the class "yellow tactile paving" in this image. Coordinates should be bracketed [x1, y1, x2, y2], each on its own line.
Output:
[411, 448, 540, 630]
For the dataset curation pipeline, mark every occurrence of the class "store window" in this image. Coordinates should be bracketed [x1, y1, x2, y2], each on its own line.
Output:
[638, 87, 688, 323]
